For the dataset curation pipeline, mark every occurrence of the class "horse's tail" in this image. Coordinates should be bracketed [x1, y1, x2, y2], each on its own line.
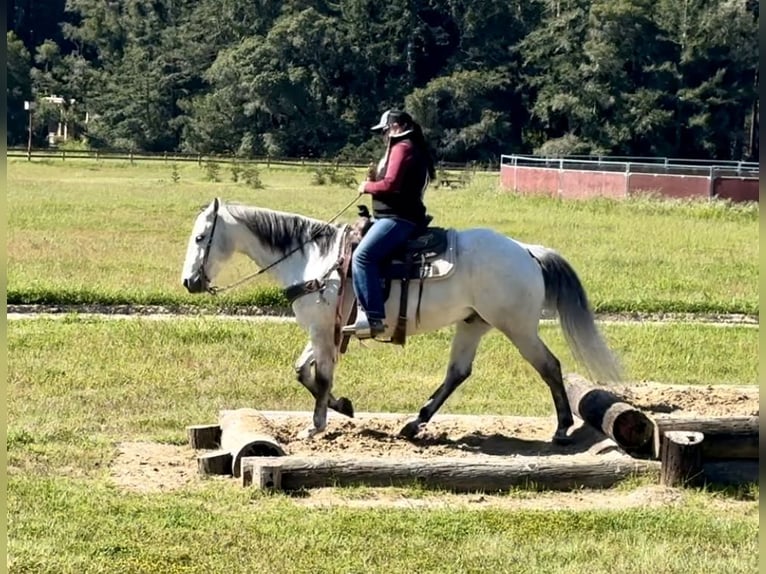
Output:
[527, 245, 623, 383]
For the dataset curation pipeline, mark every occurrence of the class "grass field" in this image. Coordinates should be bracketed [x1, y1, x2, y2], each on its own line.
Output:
[6, 158, 759, 314]
[8, 477, 757, 574]
[6, 317, 760, 574]
[6, 158, 759, 573]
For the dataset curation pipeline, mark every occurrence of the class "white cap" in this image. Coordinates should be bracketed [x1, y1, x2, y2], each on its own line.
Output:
[371, 110, 391, 132]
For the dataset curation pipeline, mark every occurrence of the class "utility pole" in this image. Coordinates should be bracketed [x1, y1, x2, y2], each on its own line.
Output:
[24, 100, 36, 161]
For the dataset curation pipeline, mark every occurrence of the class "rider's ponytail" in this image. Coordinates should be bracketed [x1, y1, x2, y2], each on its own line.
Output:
[389, 110, 437, 180]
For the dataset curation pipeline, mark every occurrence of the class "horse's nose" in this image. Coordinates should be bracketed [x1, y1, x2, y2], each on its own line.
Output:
[183, 278, 190, 290]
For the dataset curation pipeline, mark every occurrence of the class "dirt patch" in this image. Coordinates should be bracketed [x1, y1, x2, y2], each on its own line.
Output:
[617, 382, 759, 417]
[292, 484, 689, 512]
[110, 380, 758, 504]
[110, 442, 203, 494]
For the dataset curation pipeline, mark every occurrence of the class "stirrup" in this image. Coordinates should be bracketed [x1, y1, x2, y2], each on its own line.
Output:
[342, 315, 386, 340]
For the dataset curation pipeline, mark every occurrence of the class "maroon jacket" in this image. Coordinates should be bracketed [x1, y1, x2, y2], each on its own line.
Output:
[363, 131, 429, 225]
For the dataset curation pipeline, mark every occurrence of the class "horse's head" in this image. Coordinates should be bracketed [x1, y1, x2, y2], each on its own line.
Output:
[181, 197, 232, 293]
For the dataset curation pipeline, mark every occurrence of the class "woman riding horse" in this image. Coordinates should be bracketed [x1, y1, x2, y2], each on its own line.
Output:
[343, 110, 436, 339]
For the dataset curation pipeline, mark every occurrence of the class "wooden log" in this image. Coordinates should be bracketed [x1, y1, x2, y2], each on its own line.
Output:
[702, 460, 759, 486]
[186, 424, 221, 450]
[241, 455, 660, 492]
[242, 463, 283, 490]
[660, 431, 704, 487]
[197, 450, 233, 475]
[564, 374, 655, 456]
[653, 415, 758, 460]
[219, 409, 286, 478]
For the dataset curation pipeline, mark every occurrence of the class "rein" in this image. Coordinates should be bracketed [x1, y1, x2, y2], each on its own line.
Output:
[205, 193, 363, 295]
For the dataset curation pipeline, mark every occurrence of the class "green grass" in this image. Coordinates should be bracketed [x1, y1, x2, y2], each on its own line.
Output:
[6, 159, 759, 314]
[8, 476, 758, 574]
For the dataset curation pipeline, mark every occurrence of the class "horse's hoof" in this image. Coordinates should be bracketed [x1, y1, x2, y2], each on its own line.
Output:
[298, 426, 324, 440]
[399, 419, 424, 440]
[335, 397, 355, 418]
[552, 431, 573, 446]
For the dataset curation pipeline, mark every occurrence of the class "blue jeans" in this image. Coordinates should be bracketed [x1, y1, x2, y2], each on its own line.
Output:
[351, 217, 417, 321]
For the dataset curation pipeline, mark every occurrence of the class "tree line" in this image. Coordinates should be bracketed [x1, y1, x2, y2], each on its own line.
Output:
[7, 0, 759, 162]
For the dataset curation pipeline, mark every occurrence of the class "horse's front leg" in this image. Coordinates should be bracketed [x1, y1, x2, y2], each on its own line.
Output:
[297, 334, 338, 440]
[294, 341, 354, 418]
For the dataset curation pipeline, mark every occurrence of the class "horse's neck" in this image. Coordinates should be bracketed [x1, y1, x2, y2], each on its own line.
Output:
[226, 207, 340, 287]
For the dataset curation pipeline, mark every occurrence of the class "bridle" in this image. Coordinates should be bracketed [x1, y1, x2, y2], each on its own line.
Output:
[199, 198, 221, 293]
[198, 194, 362, 296]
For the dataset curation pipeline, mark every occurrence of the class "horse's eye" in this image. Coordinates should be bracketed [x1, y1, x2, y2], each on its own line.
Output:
[195, 234, 205, 243]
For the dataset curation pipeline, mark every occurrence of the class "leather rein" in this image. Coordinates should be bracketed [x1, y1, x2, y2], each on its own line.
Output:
[200, 194, 362, 299]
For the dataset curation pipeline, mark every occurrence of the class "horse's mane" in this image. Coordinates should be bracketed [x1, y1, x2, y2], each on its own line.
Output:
[226, 203, 340, 258]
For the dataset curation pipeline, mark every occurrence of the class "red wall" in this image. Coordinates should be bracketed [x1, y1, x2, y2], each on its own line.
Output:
[501, 165, 758, 203]
[713, 178, 759, 202]
[627, 173, 709, 199]
[500, 166, 558, 196]
[559, 170, 626, 199]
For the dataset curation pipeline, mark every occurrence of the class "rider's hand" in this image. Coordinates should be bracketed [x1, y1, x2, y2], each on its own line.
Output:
[357, 181, 367, 194]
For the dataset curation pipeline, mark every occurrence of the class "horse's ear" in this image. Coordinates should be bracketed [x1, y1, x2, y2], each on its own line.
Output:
[213, 197, 220, 211]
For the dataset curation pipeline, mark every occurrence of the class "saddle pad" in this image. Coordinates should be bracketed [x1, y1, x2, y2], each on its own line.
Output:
[388, 228, 458, 281]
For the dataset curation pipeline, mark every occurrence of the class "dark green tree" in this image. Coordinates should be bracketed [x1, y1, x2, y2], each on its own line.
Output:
[7, 31, 33, 146]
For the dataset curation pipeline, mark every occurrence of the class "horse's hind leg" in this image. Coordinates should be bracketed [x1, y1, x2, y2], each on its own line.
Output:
[400, 317, 491, 439]
[502, 327, 574, 444]
[294, 342, 354, 418]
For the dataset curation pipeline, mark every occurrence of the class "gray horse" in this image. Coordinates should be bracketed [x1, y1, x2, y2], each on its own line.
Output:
[181, 197, 622, 444]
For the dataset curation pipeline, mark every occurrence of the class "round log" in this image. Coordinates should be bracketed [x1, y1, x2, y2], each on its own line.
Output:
[564, 374, 655, 456]
[219, 408, 286, 477]
[653, 415, 758, 460]
[197, 450, 233, 475]
[660, 431, 704, 487]
[227, 433, 286, 478]
[240, 455, 660, 492]
[186, 424, 221, 450]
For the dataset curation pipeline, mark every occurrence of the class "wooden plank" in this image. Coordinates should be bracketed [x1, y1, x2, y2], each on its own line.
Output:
[241, 455, 660, 492]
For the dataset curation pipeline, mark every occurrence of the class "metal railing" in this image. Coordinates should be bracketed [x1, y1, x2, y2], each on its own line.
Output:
[500, 154, 759, 178]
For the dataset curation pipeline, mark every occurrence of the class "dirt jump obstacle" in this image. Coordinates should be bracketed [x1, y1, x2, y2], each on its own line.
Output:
[187, 376, 759, 492]
[188, 409, 286, 478]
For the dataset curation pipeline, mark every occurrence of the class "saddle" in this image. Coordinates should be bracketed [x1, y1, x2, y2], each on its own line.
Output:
[343, 206, 457, 346]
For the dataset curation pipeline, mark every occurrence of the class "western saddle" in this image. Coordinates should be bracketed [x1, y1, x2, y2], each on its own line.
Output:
[340, 205, 456, 347]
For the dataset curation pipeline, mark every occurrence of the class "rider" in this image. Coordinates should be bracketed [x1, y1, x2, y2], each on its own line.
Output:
[343, 109, 436, 339]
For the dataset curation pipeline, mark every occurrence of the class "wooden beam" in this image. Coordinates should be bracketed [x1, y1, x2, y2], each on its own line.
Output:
[564, 374, 655, 456]
[241, 455, 660, 492]
[653, 416, 759, 460]
[197, 450, 232, 475]
[186, 424, 221, 450]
